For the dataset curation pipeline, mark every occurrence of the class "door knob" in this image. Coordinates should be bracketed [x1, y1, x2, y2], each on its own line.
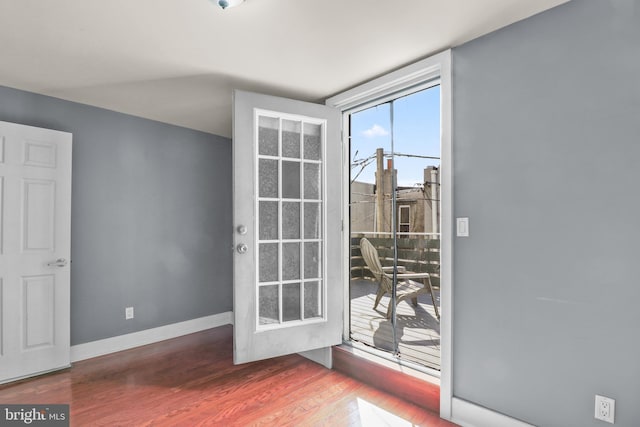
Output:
[237, 225, 247, 235]
[236, 243, 248, 254]
[47, 258, 68, 267]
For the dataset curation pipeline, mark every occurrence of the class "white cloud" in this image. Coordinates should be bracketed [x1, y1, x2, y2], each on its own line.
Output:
[362, 124, 389, 138]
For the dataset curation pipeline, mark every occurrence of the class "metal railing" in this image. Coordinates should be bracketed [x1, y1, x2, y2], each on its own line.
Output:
[350, 231, 441, 287]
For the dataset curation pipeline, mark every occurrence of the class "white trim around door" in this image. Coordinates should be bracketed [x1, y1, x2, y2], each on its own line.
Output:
[326, 49, 453, 420]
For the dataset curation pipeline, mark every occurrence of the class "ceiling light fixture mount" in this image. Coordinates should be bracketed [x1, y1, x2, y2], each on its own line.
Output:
[215, 0, 245, 10]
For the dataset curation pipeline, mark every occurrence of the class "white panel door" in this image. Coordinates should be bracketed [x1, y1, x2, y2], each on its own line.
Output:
[233, 90, 342, 364]
[0, 121, 72, 384]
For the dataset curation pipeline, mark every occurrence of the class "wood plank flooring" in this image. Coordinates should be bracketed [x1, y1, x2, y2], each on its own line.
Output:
[0, 325, 457, 426]
[350, 279, 441, 370]
[332, 346, 440, 414]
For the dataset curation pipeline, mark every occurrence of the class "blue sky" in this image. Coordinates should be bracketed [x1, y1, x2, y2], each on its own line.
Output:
[350, 85, 440, 187]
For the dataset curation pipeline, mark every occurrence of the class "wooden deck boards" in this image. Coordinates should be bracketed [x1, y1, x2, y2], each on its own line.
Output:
[349, 279, 441, 370]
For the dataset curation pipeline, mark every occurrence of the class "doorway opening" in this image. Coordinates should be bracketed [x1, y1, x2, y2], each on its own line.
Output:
[348, 84, 441, 371]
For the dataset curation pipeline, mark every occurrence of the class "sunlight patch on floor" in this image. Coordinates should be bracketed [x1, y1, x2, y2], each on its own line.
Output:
[355, 398, 417, 426]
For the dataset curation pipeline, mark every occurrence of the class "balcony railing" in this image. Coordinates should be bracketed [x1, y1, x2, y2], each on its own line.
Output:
[350, 232, 440, 288]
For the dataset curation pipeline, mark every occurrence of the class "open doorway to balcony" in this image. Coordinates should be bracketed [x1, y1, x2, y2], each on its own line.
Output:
[349, 84, 441, 371]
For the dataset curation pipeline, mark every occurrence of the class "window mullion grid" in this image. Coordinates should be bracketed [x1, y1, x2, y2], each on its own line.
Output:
[300, 121, 306, 320]
[321, 123, 326, 319]
[255, 116, 260, 329]
[277, 117, 283, 325]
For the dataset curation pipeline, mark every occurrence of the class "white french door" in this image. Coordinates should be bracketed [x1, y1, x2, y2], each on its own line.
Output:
[232, 90, 342, 364]
[0, 121, 72, 384]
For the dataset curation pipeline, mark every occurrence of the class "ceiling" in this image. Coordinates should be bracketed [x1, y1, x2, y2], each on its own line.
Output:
[0, 0, 568, 138]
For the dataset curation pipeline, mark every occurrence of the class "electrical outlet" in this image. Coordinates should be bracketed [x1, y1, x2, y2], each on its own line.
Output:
[125, 307, 134, 320]
[595, 395, 615, 424]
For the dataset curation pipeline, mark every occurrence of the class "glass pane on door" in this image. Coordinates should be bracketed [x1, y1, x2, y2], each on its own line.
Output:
[259, 285, 279, 325]
[348, 86, 442, 370]
[256, 112, 326, 329]
[282, 120, 301, 159]
[258, 116, 279, 156]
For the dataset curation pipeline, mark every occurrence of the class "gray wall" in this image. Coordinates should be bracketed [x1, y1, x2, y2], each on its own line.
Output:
[0, 85, 232, 345]
[453, 1, 640, 426]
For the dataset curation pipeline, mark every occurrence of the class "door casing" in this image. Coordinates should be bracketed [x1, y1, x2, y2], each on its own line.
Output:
[326, 50, 453, 419]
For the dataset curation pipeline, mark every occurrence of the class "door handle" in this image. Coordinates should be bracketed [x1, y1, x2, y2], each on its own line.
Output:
[236, 244, 248, 254]
[47, 258, 68, 267]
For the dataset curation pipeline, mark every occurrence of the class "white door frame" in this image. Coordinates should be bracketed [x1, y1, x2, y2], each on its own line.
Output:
[326, 50, 453, 419]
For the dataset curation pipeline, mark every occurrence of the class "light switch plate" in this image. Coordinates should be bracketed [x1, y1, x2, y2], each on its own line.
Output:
[457, 217, 469, 237]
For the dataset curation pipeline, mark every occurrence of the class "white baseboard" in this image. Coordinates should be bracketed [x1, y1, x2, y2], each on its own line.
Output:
[451, 397, 536, 427]
[71, 311, 233, 363]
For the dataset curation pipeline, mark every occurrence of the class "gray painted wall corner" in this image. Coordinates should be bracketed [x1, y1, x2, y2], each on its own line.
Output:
[0, 85, 233, 346]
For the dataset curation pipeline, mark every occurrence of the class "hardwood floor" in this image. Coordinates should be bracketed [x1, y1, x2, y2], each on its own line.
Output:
[0, 325, 457, 426]
[332, 346, 440, 414]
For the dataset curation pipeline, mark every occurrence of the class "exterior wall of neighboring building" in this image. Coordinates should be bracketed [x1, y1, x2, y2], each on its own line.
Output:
[350, 181, 375, 232]
[397, 188, 427, 233]
[422, 165, 440, 234]
[351, 163, 440, 234]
